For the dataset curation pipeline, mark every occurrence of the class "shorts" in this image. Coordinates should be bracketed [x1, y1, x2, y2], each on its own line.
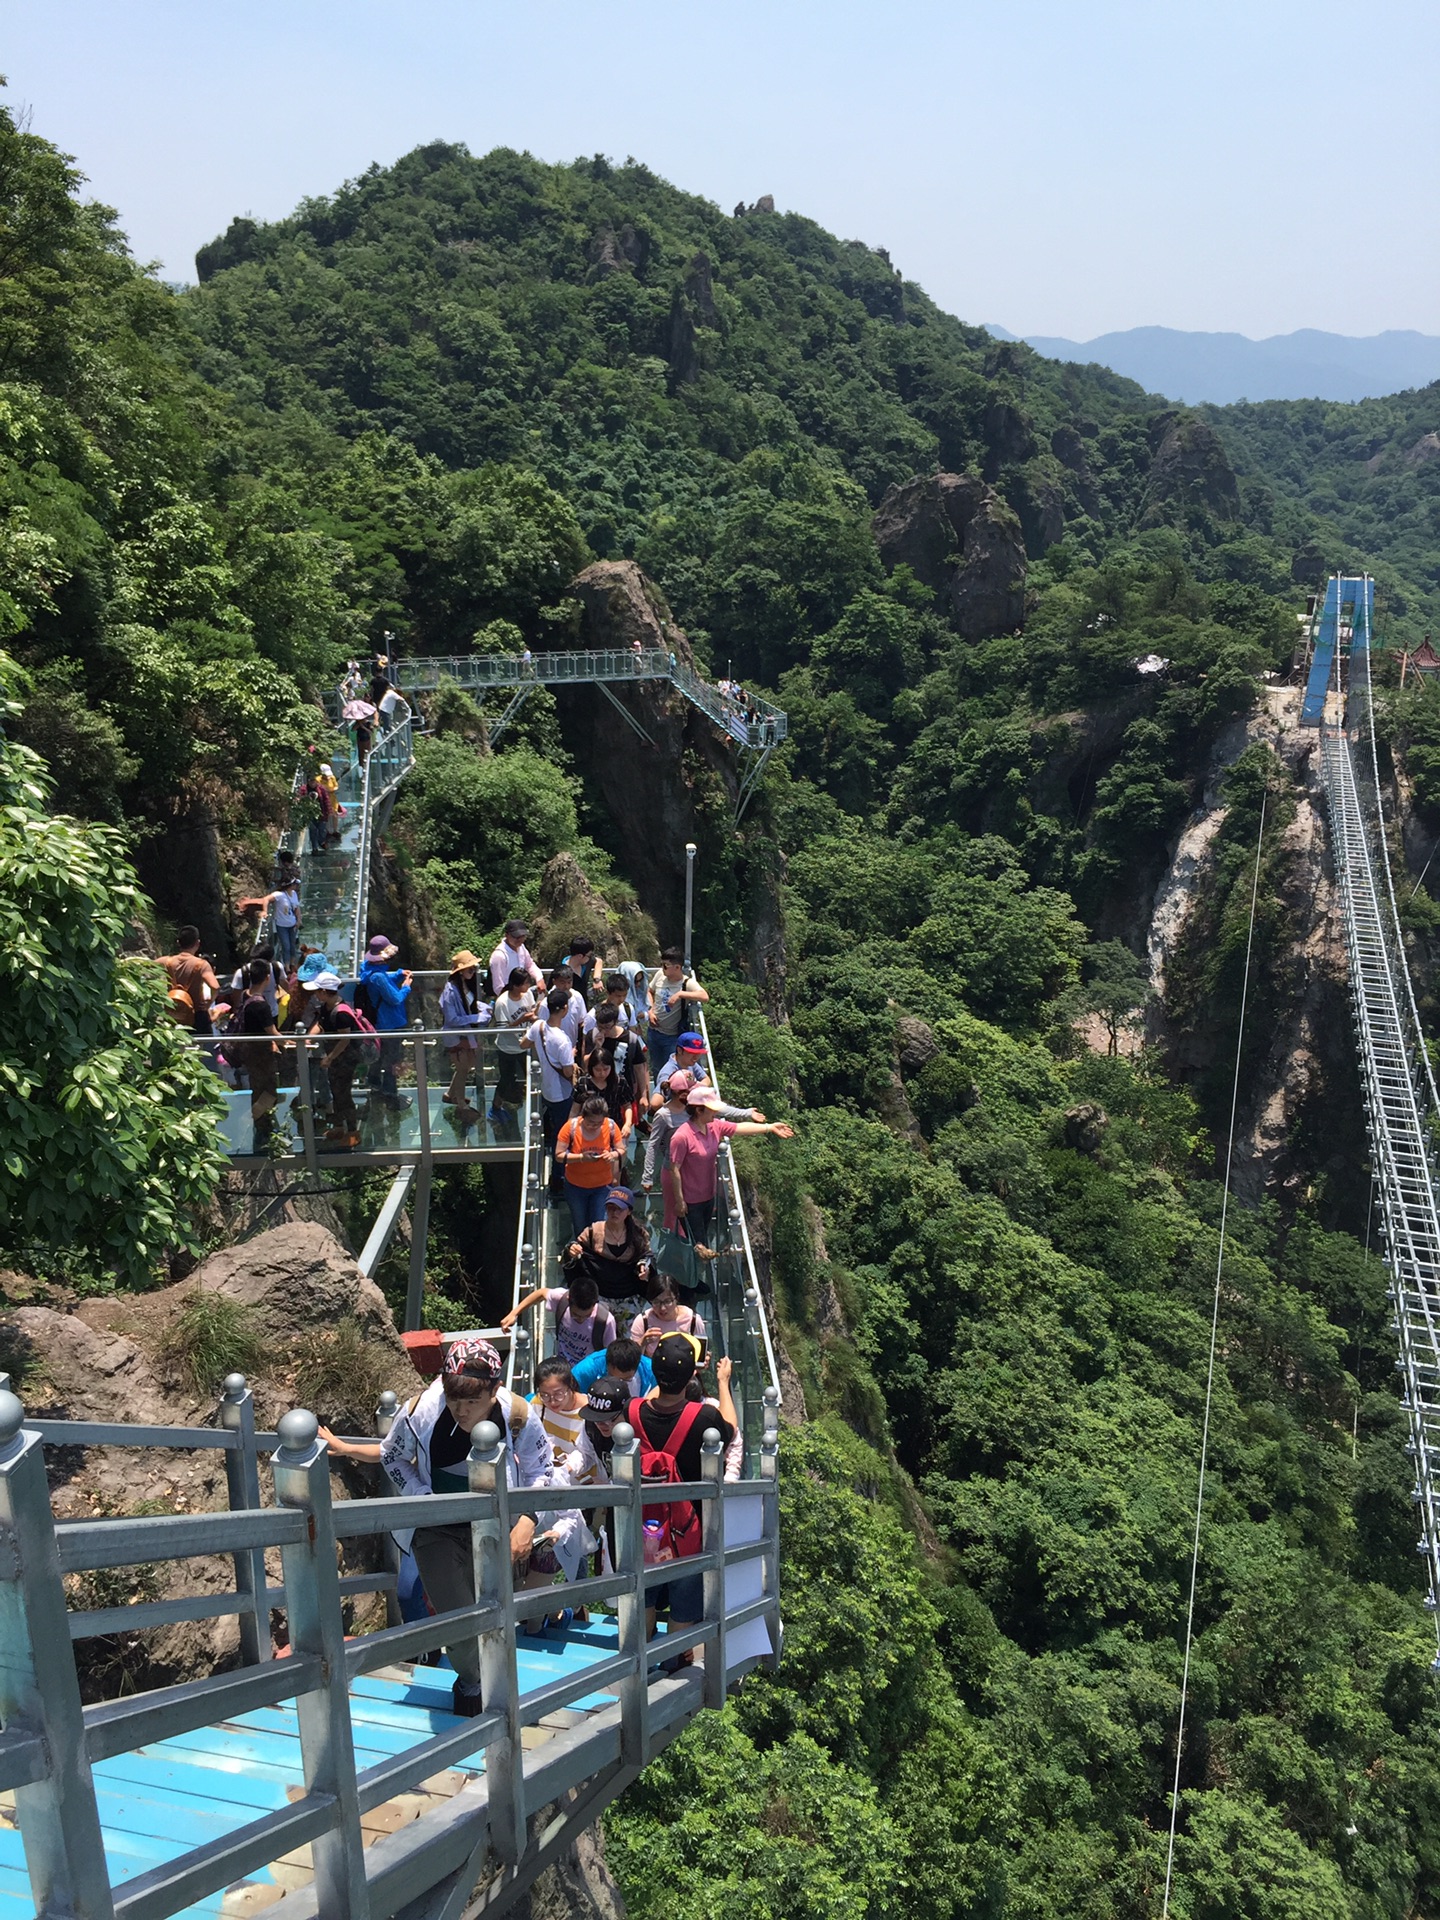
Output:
[648, 1569, 703, 1620]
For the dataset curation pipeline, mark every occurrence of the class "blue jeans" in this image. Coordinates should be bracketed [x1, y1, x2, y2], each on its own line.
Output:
[275, 924, 298, 968]
[649, 1031, 678, 1082]
[565, 1181, 610, 1235]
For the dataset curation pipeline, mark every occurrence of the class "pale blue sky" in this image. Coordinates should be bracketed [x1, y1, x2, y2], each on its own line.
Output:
[8, 0, 1438, 338]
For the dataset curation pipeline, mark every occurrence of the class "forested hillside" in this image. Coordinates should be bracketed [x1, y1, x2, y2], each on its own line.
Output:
[6, 100, 1440, 1918]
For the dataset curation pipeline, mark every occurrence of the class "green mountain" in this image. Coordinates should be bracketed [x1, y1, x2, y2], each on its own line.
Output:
[5, 109, 1440, 1918]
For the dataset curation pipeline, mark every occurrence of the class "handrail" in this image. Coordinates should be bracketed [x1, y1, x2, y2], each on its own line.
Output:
[1317, 572, 1440, 1659]
[0, 1397, 779, 1920]
[386, 648, 788, 747]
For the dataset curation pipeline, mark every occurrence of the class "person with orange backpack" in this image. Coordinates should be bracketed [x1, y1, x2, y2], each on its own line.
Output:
[630, 1332, 736, 1671]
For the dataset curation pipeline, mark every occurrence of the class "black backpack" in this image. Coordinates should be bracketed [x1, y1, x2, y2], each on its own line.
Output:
[352, 974, 379, 1024]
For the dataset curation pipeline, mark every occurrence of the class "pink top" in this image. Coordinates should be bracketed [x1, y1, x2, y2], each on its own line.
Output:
[628, 1304, 707, 1344]
[667, 1117, 737, 1205]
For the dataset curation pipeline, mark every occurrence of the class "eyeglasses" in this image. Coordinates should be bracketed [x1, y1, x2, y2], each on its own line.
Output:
[538, 1384, 573, 1406]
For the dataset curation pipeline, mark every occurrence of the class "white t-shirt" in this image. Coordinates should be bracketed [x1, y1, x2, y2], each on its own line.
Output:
[495, 987, 537, 1054]
[558, 988, 586, 1046]
[490, 940, 541, 997]
[525, 1019, 576, 1103]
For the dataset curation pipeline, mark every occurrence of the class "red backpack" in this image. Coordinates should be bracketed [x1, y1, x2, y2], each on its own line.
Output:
[631, 1398, 705, 1562]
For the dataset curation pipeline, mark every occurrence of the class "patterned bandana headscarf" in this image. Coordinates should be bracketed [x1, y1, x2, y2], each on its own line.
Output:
[443, 1337, 502, 1382]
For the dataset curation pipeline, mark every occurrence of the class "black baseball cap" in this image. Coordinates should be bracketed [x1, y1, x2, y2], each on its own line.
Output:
[584, 1376, 630, 1419]
[652, 1333, 700, 1391]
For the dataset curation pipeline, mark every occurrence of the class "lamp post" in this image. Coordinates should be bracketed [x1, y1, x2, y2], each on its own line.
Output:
[695, 837, 706, 967]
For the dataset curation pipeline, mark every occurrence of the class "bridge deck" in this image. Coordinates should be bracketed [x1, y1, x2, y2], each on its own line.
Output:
[218, 1085, 526, 1166]
[0, 1625, 629, 1920]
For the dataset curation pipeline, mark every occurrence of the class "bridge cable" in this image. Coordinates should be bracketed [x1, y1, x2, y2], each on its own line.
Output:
[1161, 786, 1268, 1916]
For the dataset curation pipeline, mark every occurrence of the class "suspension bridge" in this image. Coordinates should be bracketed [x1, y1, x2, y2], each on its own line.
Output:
[1305, 574, 1440, 1659]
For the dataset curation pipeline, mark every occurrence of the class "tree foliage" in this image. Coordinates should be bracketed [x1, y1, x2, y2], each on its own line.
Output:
[0, 655, 226, 1286]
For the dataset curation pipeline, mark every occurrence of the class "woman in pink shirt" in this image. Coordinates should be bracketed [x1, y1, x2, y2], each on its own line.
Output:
[665, 1086, 794, 1254]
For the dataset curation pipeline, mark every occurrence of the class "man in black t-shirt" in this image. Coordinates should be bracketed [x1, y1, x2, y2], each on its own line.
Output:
[635, 1334, 736, 1668]
[237, 960, 282, 1142]
[306, 972, 362, 1146]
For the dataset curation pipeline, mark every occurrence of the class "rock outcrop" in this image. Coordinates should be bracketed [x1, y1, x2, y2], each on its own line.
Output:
[1, 1224, 408, 1695]
[1146, 687, 1354, 1204]
[1138, 412, 1241, 526]
[552, 563, 767, 958]
[526, 850, 658, 970]
[587, 223, 648, 278]
[872, 472, 1027, 639]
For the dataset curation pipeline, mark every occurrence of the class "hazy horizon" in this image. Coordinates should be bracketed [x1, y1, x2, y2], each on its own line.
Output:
[9, 0, 1438, 340]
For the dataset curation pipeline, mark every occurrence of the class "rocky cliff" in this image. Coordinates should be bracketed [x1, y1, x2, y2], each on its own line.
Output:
[872, 472, 1027, 639]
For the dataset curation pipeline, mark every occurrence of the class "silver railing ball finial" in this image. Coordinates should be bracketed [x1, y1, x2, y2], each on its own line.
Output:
[222, 1373, 249, 1401]
[0, 1390, 25, 1455]
[701, 1426, 723, 1455]
[277, 1409, 320, 1456]
[763, 1385, 780, 1408]
[376, 1390, 398, 1417]
[610, 1421, 636, 1451]
[471, 1420, 502, 1453]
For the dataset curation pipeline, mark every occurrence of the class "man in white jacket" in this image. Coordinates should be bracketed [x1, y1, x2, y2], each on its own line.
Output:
[381, 1338, 551, 1717]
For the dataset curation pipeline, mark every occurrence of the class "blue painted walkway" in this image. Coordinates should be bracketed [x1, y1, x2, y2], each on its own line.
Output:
[0, 1624, 624, 1919]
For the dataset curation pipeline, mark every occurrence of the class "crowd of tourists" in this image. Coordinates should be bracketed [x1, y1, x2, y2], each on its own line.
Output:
[374, 1326, 742, 1715]
[158, 910, 793, 1707]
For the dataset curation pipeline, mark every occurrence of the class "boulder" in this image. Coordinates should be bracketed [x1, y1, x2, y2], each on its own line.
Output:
[1403, 432, 1440, 469]
[872, 473, 1027, 639]
[191, 1222, 404, 1355]
[1063, 1103, 1110, 1154]
[896, 1015, 939, 1077]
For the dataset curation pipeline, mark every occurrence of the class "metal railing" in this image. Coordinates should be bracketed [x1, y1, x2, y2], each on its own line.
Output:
[503, 1007, 783, 1472]
[1316, 573, 1440, 1658]
[381, 649, 787, 751]
[256, 711, 415, 978]
[196, 1027, 530, 1168]
[0, 1388, 779, 1920]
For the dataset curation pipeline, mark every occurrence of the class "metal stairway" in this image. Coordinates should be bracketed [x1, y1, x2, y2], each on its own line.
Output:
[1311, 574, 1440, 1655]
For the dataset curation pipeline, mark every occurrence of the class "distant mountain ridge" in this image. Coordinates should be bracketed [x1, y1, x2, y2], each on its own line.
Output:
[985, 323, 1440, 404]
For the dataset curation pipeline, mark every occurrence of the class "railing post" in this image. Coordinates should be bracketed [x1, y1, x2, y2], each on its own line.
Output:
[611, 1422, 649, 1765]
[700, 1426, 727, 1709]
[404, 1155, 431, 1335]
[295, 1034, 319, 1174]
[0, 1391, 115, 1920]
[468, 1419, 524, 1864]
[375, 1391, 402, 1627]
[219, 1373, 271, 1665]
[271, 1411, 370, 1920]
[760, 1387, 781, 1670]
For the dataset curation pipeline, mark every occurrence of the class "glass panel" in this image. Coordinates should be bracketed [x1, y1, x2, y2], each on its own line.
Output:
[200, 1031, 528, 1161]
